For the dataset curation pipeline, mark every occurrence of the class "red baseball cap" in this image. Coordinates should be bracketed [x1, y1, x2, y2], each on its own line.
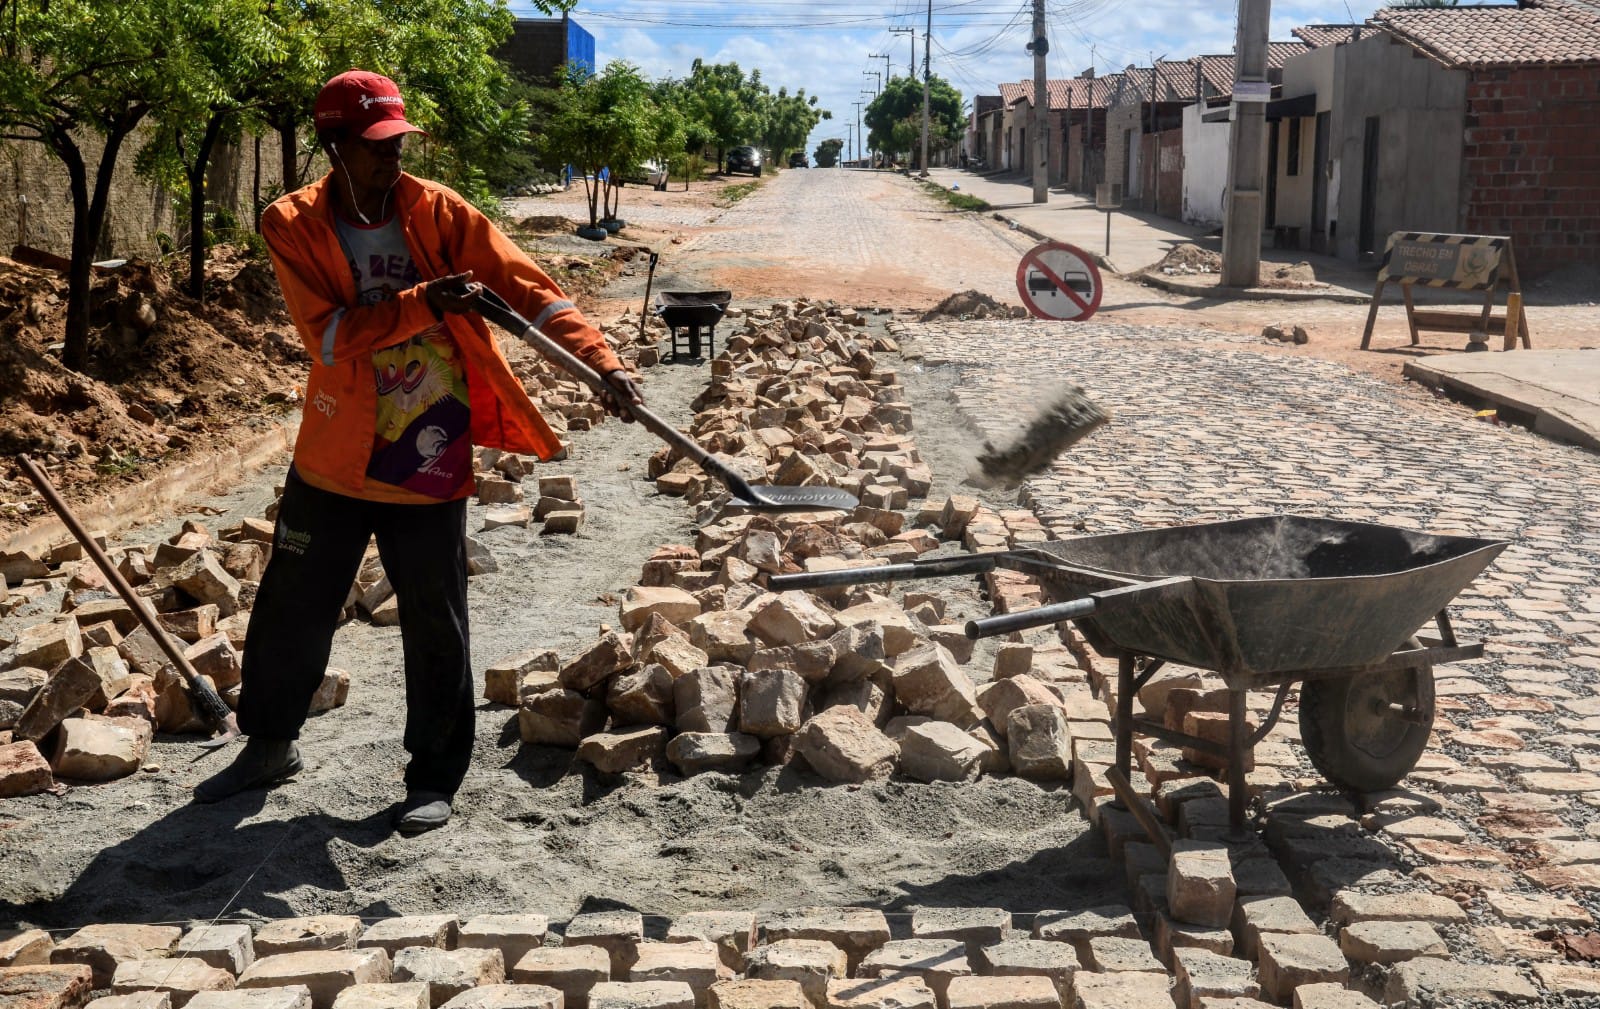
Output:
[314, 70, 427, 141]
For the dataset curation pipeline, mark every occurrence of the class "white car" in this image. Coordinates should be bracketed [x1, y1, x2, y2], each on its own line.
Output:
[644, 160, 669, 191]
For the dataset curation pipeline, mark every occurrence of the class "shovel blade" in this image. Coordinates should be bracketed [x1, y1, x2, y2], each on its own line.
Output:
[731, 485, 859, 511]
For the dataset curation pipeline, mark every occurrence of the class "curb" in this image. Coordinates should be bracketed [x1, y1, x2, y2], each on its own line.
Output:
[1135, 271, 1372, 304]
[991, 213, 1120, 274]
[1402, 360, 1600, 454]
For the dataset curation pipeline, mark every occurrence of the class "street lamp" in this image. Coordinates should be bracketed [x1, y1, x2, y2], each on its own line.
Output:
[852, 101, 864, 168]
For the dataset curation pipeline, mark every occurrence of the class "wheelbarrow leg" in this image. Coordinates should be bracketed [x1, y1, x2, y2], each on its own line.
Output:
[1115, 653, 1136, 781]
[1228, 688, 1250, 837]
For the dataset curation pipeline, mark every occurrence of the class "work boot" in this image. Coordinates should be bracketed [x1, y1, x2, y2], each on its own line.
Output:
[193, 737, 303, 803]
[394, 791, 452, 835]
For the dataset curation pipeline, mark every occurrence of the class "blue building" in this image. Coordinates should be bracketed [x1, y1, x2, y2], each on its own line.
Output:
[496, 14, 595, 85]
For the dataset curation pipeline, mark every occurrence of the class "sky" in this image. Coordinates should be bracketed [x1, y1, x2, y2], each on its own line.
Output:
[507, 1, 1496, 155]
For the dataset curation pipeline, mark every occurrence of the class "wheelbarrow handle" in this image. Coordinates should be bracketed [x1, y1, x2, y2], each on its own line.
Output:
[965, 576, 1191, 639]
[768, 553, 1001, 592]
[473, 286, 765, 505]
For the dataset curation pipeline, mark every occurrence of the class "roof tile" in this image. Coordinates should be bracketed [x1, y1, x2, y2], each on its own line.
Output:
[1371, 1, 1600, 68]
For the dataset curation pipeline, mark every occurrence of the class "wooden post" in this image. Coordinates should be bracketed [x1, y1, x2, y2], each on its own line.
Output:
[1503, 292, 1523, 351]
[1401, 282, 1421, 345]
[1360, 278, 1386, 350]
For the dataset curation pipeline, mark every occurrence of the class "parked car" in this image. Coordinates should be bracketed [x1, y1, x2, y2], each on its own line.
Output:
[644, 160, 669, 191]
[727, 146, 762, 176]
[788, 152, 809, 169]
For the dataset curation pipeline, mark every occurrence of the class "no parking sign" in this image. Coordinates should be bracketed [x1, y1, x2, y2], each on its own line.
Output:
[1015, 241, 1103, 321]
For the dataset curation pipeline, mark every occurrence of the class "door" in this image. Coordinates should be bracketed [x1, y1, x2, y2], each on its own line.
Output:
[1311, 112, 1331, 253]
[1359, 116, 1380, 259]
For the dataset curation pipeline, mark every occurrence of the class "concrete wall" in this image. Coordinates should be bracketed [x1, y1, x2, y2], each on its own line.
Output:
[1, 127, 291, 262]
[1105, 99, 1143, 197]
[1461, 64, 1600, 276]
[1181, 104, 1231, 226]
[1332, 32, 1467, 261]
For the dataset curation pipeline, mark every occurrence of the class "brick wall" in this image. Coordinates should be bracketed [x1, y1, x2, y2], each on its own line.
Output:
[1460, 64, 1600, 276]
[1, 127, 291, 262]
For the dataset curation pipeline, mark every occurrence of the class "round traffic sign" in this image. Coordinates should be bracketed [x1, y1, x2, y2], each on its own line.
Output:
[1015, 241, 1103, 321]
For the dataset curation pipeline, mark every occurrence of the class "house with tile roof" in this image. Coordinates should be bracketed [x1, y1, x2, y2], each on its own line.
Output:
[982, 73, 1120, 189]
[1266, 0, 1600, 273]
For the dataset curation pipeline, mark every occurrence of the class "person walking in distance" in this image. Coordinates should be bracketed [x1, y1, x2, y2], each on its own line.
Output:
[193, 69, 643, 834]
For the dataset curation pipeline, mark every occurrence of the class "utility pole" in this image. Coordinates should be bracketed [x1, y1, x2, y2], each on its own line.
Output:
[891, 26, 916, 78]
[1027, 0, 1048, 203]
[920, 0, 931, 175]
[1222, 0, 1271, 287]
[870, 52, 890, 84]
[853, 100, 865, 168]
[864, 70, 881, 96]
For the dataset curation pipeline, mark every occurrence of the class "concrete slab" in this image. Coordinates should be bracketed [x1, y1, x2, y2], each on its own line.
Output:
[1403, 349, 1600, 452]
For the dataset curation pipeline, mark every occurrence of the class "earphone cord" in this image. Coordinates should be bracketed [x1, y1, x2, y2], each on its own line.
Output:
[335, 149, 396, 226]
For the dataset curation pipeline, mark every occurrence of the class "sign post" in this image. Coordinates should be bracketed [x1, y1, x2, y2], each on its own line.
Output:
[1359, 232, 1532, 351]
[1016, 241, 1104, 321]
[1095, 182, 1122, 258]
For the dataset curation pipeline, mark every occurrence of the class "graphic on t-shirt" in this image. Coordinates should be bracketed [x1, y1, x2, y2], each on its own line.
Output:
[335, 215, 472, 499]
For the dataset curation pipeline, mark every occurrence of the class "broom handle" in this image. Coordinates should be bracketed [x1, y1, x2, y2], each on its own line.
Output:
[16, 455, 235, 732]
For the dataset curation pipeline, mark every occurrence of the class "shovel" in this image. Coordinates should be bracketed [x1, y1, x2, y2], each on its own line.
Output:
[473, 287, 858, 512]
[637, 249, 659, 346]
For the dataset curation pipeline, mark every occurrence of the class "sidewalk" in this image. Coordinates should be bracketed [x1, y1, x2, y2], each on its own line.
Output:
[925, 167, 1600, 454]
[926, 167, 1375, 302]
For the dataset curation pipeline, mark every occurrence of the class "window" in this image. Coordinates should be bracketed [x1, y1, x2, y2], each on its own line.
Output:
[1287, 120, 1301, 177]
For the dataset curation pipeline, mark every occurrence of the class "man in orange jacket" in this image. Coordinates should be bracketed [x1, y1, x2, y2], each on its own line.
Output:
[194, 70, 642, 833]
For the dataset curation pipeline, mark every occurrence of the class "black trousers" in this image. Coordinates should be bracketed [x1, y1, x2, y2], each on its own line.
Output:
[238, 469, 474, 796]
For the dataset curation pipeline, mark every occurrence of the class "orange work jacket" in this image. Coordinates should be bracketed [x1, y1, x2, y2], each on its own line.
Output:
[261, 173, 623, 500]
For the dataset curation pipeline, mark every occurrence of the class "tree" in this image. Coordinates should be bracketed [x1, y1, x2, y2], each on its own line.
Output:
[864, 74, 963, 167]
[535, 62, 656, 229]
[814, 138, 843, 168]
[684, 60, 769, 171]
[762, 87, 830, 165]
[0, 0, 172, 369]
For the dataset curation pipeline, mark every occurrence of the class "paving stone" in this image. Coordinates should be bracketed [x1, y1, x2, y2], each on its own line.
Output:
[1172, 949, 1258, 1009]
[457, 917, 548, 977]
[666, 913, 757, 974]
[941, 975, 1056, 1009]
[393, 947, 506, 1008]
[706, 980, 808, 1009]
[0, 930, 54, 968]
[330, 984, 430, 1009]
[1005, 706, 1072, 781]
[510, 946, 609, 1009]
[1469, 926, 1561, 963]
[1031, 906, 1140, 963]
[739, 670, 808, 738]
[1152, 913, 1233, 964]
[579, 726, 669, 774]
[237, 950, 391, 1009]
[1337, 921, 1446, 965]
[110, 961, 235, 1008]
[742, 940, 848, 1008]
[857, 940, 969, 1001]
[1327, 892, 1467, 927]
[0, 963, 97, 1009]
[1290, 983, 1379, 1009]
[891, 643, 979, 726]
[908, 910, 1009, 962]
[792, 706, 898, 784]
[1380, 959, 1538, 1005]
[358, 919, 459, 956]
[1532, 961, 1600, 997]
[1255, 934, 1348, 1005]
[897, 723, 988, 783]
[176, 924, 254, 975]
[1082, 937, 1162, 974]
[761, 911, 888, 972]
[1229, 895, 1318, 962]
[184, 988, 313, 1009]
[973, 940, 1077, 995]
[823, 977, 934, 1009]
[438, 985, 562, 1009]
[1228, 859, 1292, 899]
[51, 924, 182, 988]
[628, 942, 727, 1008]
[590, 982, 696, 1009]
[1484, 890, 1593, 927]
[88, 992, 171, 1009]
[254, 920, 364, 957]
[1067, 971, 1172, 1009]
[1167, 842, 1235, 929]
[566, 913, 644, 978]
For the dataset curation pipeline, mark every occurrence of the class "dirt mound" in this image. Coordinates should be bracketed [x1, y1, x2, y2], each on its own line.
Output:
[1151, 244, 1221, 276]
[920, 289, 1024, 321]
[1259, 261, 1323, 289]
[515, 215, 582, 235]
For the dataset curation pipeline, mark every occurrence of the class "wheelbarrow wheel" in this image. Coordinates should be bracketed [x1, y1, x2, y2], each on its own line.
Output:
[1299, 637, 1435, 793]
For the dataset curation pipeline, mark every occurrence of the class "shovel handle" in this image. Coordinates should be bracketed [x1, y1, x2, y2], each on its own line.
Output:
[473, 288, 765, 504]
[768, 553, 1000, 591]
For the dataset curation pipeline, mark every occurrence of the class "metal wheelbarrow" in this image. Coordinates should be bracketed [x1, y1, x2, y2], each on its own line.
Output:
[770, 515, 1508, 838]
[656, 290, 732, 361]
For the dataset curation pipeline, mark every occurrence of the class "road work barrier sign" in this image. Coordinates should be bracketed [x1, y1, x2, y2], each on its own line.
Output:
[1361, 232, 1531, 352]
[1016, 241, 1103, 322]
